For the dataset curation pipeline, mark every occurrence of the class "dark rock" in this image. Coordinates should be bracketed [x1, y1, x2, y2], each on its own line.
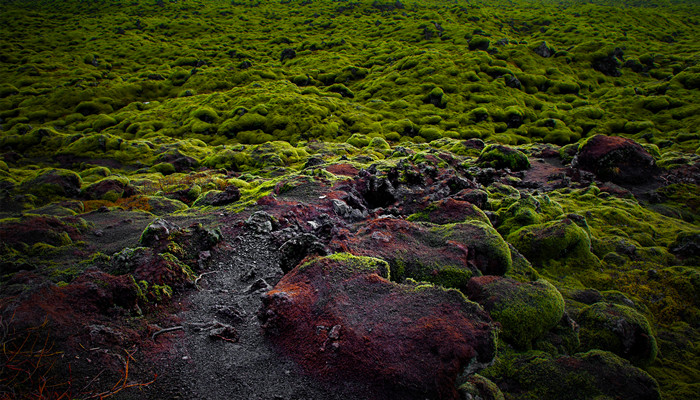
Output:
[211, 304, 247, 324]
[505, 74, 521, 89]
[495, 38, 509, 46]
[577, 302, 658, 368]
[304, 156, 325, 168]
[280, 48, 296, 62]
[670, 231, 700, 259]
[572, 135, 657, 184]
[278, 233, 327, 272]
[238, 60, 252, 69]
[195, 185, 241, 207]
[208, 323, 239, 342]
[362, 175, 396, 209]
[140, 218, 180, 246]
[592, 48, 624, 77]
[570, 288, 604, 305]
[246, 278, 272, 294]
[533, 41, 554, 57]
[246, 211, 276, 234]
[259, 253, 496, 399]
[371, 1, 404, 12]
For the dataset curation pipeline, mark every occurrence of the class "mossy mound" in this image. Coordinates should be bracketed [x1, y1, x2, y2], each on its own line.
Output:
[477, 144, 531, 171]
[406, 198, 490, 225]
[19, 169, 82, 203]
[482, 349, 661, 400]
[467, 276, 565, 349]
[577, 302, 658, 368]
[495, 194, 564, 237]
[507, 216, 600, 271]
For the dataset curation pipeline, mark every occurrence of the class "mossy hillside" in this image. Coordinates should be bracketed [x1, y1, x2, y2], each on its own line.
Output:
[1, 1, 698, 155]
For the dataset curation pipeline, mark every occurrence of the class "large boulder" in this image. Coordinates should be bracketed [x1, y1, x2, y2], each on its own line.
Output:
[573, 135, 656, 184]
[20, 168, 82, 202]
[577, 302, 658, 368]
[336, 218, 512, 289]
[507, 216, 600, 271]
[259, 253, 497, 400]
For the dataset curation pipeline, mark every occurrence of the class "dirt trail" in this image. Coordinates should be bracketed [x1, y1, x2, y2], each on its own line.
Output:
[137, 219, 368, 400]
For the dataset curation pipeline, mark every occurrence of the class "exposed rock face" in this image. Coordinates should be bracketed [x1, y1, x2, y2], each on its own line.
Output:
[259, 253, 497, 400]
[533, 41, 555, 57]
[573, 134, 656, 184]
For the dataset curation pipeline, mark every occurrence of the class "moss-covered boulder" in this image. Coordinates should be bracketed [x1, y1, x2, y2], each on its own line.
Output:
[496, 194, 564, 237]
[507, 216, 600, 270]
[466, 276, 565, 349]
[577, 302, 658, 368]
[573, 135, 657, 184]
[482, 350, 661, 400]
[259, 253, 497, 399]
[20, 168, 82, 202]
[406, 198, 490, 225]
[458, 374, 504, 400]
[337, 218, 512, 289]
[192, 186, 241, 207]
[0, 215, 89, 253]
[81, 176, 133, 202]
[477, 144, 531, 171]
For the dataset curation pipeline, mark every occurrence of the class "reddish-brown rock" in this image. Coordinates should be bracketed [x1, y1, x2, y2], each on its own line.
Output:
[259, 253, 497, 400]
[573, 135, 656, 184]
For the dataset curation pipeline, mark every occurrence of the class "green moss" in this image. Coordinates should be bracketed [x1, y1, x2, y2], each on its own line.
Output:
[485, 278, 565, 349]
[507, 216, 600, 271]
[303, 252, 391, 280]
[497, 194, 565, 237]
[577, 302, 658, 368]
[91, 114, 118, 131]
[478, 144, 531, 171]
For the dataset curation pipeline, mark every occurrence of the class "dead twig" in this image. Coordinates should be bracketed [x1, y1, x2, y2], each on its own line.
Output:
[151, 326, 184, 341]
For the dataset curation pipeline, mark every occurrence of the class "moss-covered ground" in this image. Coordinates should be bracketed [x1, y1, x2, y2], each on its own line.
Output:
[0, 0, 698, 399]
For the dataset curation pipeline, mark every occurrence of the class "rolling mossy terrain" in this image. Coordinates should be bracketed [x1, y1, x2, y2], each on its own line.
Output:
[0, 0, 698, 399]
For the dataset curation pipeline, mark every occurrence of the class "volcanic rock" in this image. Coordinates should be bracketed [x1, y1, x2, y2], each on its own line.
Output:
[336, 218, 512, 288]
[572, 135, 657, 184]
[259, 253, 496, 400]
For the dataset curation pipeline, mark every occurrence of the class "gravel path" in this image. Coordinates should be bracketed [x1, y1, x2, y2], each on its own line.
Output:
[138, 222, 370, 400]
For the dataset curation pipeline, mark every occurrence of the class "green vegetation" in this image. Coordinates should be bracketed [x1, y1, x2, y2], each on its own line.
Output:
[0, 0, 698, 399]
